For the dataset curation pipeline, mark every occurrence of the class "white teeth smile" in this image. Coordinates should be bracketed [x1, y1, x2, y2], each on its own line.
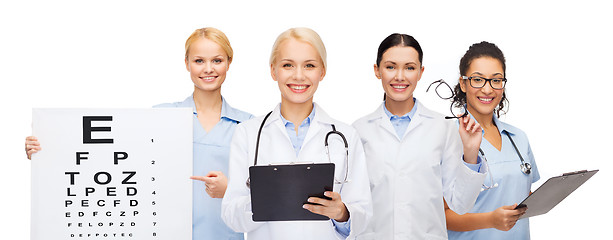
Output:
[478, 97, 493, 102]
[290, 85, 308, 90]
[392, 85, 408, 89]
[201, 77, 215, 80]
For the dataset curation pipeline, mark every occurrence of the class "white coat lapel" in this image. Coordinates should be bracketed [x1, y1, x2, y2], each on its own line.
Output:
[376, 103, 401, 140]
[302, 121, 322, 150]
[403, 101, 438, 139]
[403, 101, 424, 138]
[302, 104, 326, 150]
[403, 115, 423, 139]
[269, 104, 293, 145]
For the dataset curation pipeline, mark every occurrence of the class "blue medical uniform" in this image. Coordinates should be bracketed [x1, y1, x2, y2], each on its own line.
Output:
[448, 114, 540, 240]
[155, 95, 252, 240]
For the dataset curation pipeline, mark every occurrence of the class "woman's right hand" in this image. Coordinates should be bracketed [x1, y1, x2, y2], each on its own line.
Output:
[190, 171, 229, 199]
[489, 204, 527, 231]
[458, 115, 482, 164]
[25, 136, 41, 160]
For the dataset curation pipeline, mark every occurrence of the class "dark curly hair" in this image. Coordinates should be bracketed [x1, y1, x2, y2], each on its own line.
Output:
[453, 41, 508, 117]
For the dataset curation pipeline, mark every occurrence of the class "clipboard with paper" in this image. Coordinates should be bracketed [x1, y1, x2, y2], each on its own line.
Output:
[516, 169, 598, 219]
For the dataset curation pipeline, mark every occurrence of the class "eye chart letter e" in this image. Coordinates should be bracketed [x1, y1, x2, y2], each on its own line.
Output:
[31, 108, 192, 239]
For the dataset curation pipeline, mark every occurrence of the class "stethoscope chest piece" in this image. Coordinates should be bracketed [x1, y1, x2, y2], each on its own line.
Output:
[505, 131, 531, 175]
[521, 162, 532, 175]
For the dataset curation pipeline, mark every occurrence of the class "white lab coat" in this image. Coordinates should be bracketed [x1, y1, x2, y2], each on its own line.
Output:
[222, 103, 373, 240]
[352, 101, 485, 240]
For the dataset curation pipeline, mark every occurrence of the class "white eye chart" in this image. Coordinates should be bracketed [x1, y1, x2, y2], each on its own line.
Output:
[31, 108, 192, 239]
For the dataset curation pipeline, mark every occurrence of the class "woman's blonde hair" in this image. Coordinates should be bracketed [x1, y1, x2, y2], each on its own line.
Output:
[185, 27, 233, 63]
[269, 27, 327, 71]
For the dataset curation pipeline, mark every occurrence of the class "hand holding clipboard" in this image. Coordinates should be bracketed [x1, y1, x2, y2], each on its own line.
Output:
[249, 163, 340, 221]
[303, 191, 350, 222]
[515, 169, 598, 219]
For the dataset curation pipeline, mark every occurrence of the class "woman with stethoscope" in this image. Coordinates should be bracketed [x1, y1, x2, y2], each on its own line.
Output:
[352, 33, 487, 239]
[221, 27, 372, 239]
[444, 41, 540, 240]
[25, 27, 252, 240]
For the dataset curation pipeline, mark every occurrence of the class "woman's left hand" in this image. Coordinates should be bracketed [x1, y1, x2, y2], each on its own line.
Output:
[303, 191, 349, 222]
[458, 115, 482, 164]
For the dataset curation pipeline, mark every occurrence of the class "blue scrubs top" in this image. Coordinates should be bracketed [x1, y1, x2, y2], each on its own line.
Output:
[155, 95, 252, 240]
[448, 114, 540, 240]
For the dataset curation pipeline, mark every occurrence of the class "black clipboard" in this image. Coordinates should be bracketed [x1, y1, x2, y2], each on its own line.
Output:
[249, 163, 335, 221]
[516, 169, 598, 219]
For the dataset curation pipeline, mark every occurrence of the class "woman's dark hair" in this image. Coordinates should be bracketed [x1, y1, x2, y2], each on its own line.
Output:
[453, 41, 508, 117]
[377, 33, 423, 100]
[376, 33, 423, 67]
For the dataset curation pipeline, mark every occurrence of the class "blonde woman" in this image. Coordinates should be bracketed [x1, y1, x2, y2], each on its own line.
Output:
[26, 27, 252, 240]
[221, 27, 372, 239]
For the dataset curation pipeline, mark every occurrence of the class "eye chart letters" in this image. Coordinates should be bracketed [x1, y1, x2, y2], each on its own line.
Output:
[31, 108, 192, 239]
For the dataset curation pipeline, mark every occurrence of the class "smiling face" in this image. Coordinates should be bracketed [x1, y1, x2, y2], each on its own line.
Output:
[460, 56, 505, 118]
[375, 46, 424, 106]
[270, 38, 325, 106]
[185, 37, 229, 93]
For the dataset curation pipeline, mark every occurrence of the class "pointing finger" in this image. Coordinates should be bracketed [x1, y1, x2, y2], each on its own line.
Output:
[190, 176, 209, 183]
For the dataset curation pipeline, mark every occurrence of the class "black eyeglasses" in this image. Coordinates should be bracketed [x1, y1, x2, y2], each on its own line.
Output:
[426, 79, 468, 119]
[461, 76, 507, 90]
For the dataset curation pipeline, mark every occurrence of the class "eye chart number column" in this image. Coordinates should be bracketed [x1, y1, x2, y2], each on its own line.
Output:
[151, 138, 157, 237]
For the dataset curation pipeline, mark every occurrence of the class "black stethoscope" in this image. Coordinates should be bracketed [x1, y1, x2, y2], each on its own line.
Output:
[480, 131, 532, 191]
[505, 131, 532, 175]
[246, 111, 350, 191]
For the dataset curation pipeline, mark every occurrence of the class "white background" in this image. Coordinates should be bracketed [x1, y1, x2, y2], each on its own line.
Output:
[1, 0, 610, 239]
